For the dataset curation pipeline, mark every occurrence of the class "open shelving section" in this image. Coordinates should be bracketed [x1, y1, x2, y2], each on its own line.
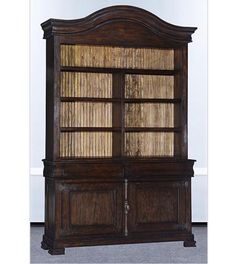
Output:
[58, 44, 183, 159]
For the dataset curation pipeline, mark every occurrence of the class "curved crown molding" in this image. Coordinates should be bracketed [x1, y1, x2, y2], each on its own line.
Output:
[41, 5, 197, 44]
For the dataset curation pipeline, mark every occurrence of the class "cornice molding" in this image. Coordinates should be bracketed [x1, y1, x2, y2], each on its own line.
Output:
[41, 5, 197, 44]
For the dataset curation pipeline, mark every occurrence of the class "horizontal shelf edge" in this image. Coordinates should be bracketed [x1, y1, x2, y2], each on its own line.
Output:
[124, 99, 181, 103]
[59, 127, 181, 132]
[60, 66, 179, 75]
[58, 156, 180, 160]
[60, 97, 181, 103]
[60, 127, 121, 132]
[43, 158, 196, 164]
[124, 127, 181, 132]
[60, 97, 119, 102]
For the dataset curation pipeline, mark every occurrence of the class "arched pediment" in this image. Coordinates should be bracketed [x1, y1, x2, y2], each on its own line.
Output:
[41, 5, 197, 47]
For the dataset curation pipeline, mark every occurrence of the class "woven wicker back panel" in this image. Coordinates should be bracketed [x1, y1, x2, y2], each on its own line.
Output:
[59, 71, 113, 157]
[125, 75, 174, 98]
[125, 132, 174, 157]
[61, 45, 174, 70]
[61, 72, 112, 98]
[60, 132, 112, 157]
[125, 103, 174, 127]
[60, 102, 112, 127]
[59, 44, 176, 158]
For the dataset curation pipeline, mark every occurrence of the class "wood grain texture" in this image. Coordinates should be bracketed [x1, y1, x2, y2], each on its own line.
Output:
[128, 181, 187, 234]
[57, 181, 123, 237]
[41, 5, 197, 47]
[135, 185, 178, 223]
[70, 190, 116, 226]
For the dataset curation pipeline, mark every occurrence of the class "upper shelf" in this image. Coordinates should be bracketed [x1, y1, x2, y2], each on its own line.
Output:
[60, 66, 178, 75]
[41, 5, 197, 47]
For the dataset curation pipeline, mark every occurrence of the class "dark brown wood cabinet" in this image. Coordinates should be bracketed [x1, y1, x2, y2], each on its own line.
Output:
[41, 6, 197, 255]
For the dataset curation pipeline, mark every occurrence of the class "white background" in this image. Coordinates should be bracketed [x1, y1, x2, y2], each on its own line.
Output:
[30, 0, 207, 222]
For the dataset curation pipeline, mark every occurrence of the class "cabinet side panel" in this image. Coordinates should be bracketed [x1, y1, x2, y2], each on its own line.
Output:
[185, 179, 192, 232]
[44, 178, 56, 239]
[45, 37, 60, 160]
[45, 38, 55, 160]
[174, 47, 188, 158]
[181, 47, 188, 158]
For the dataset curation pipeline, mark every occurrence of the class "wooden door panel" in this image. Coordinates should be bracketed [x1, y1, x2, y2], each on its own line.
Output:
[136, 186, 178, 223]
[128, 180, 188, 233]
[57, 181, 123, 237]
[70, 190, 115, 226]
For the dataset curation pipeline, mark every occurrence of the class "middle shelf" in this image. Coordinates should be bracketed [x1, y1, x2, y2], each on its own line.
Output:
[60, 127, 181, 132]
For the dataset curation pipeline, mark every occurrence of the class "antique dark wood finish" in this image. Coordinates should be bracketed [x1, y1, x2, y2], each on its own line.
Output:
[41, 5, 196, 255]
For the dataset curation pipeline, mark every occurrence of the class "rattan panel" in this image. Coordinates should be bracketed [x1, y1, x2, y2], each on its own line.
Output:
[61, 45, 174, 70]
[125, 132, 174, 157]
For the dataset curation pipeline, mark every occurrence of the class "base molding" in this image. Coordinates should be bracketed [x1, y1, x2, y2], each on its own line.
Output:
[41, 231, 196, 255]
[32, 222, 207, 226]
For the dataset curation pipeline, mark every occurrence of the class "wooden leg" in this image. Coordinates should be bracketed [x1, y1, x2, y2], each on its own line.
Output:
[41, 241, 49, 250]
[183, 239, 196, 247]
[48, 248, 65, 255]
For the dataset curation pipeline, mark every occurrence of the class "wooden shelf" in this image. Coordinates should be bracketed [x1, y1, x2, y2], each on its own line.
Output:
[58, 155, 181, 161]
[60, 66, 179, 76]
[56, 156, 189, 162]
[61, 97, 120, 102]
[124, 98, 181, 103]
[60, 127, 121, 132]
[60, 127, 180, 132]
[60, 97, 181, 103]
[124, 127, 181, 132]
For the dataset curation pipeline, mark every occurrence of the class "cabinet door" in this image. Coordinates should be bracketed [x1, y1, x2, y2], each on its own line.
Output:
[57, 181, 123, 237]
[128, 180, 190, 234]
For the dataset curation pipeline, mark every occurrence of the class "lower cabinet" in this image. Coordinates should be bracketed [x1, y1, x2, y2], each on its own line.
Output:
[42, 177, 195, 254]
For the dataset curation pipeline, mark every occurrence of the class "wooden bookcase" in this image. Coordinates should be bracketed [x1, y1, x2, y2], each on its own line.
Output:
[41, 6, 197, 255]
